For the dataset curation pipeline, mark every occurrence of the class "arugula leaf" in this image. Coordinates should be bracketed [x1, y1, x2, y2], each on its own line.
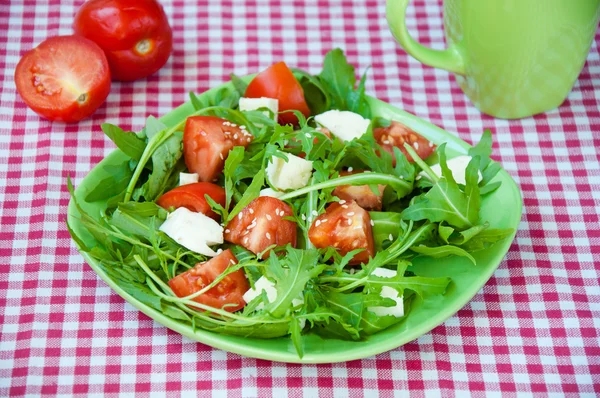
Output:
[370, 211, 404, 250]
[401, 144, 480, 230]
[101, 123, 146, 161]
[264, 247, 324, 318]
[226, 169, 265, 223]
[318, 48, 371, 118]
[230, 73, 248, 96]
[136, 117, 183, 201]
[85, 161, 133, 203]
[292, 68, 331, 115]
[410, 244, 476, 265]
[459, 228, 515, 252]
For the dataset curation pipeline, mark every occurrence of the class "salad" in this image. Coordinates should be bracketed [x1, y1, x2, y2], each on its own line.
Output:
[67, 49, 514, 357]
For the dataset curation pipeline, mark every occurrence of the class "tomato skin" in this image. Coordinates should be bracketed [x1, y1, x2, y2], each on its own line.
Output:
[156, 182, 226, 220]
[333, 170, 385, 211]
[74, 0, 172, 81]
[168, 249, 249, 312]
[14, 35, 111, 123]
[183, 116, 253, 182]
[224, 197, 297, 258]
[308, 201, 375, 265]
[373, 121, 435, 164]
[244, 62, 310, 125]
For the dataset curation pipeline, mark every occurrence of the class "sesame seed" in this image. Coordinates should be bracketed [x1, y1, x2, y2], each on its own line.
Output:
[225, 229, 231, 233]
[416, 175, 422, 180]
[301, 214, 306, 221]
[370, 220, 375, 226]
[321, 219, 327, 223]
[428, 141, 434, 147]
[216, 248, 223, 254]
[339, 200, 346, 204]
[247, 138, 252, 142]
[312, 210, 318, 216]
[230, 259, 236, 264]
[249, 208, 254, 214]
[238, 212, 243, 220]
[240, 125, 247, 130]
[266, 232, 271, 240]
[200, 131, 207, 136]
[383, 140, 390, 144]
[219, 153, 224, 160]
[353, 226, 362, 230]
[315, 220, 321, 227]
[400, 175, 404, 179]
[275, 208, 281, 216]
[233, 133, 238, 139]
[266, 214, 272, 221]
[414, 142, 419, 150]
[347, 167, 353, 172]
[305, 133, 311, 138]
[347, 212, 355, 216]
[244, 237, 249, 244]
[223, 121, 231, 126]
[347, 219, 352, 225]
[231, 123, 237, 127]
[342, 205, 348, 209]
[388, 234, 393, 241]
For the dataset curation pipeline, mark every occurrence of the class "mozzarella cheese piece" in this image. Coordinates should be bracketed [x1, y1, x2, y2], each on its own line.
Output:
[266, 152, 313, 191]
[239, 97, 279, 120]
[158, 207, 223, 257]
[179, 172, 199, 186]
[419, 155, 483, 185]
[367, 268, 404, 318]
[259, 187, 284, 199]
[242, 276, 278, 310]
[314, 110, 371, 142]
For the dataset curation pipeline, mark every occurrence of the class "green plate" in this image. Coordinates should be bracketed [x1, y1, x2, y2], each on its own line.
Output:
[67, 82, 522, 364]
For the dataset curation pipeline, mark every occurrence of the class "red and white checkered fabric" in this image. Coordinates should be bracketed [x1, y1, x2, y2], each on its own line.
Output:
[1, 0, 599, 396]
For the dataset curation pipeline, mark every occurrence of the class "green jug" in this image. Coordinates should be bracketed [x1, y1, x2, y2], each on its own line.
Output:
[387, 0, 600, 119]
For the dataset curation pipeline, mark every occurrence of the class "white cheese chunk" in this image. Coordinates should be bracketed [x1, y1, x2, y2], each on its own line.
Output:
[314, 110, 371, 142]
[266, 152, 313, 191]
[158, 207, 223, 257]
[242, 276, 278, 310]
[179, 172, 199, 186]
[368, 268, 404, 318]
[419, 155, 483, 185]
[239, 97, 279, 120]
[259, 187, 284, 199]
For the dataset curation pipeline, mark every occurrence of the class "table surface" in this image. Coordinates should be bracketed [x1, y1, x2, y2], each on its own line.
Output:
[1, 0, 599, 396]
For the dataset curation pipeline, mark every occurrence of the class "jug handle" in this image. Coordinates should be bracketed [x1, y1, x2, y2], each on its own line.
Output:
[386, 0, 466, 75]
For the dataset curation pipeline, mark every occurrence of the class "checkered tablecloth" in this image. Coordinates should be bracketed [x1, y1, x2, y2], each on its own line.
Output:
[1, 0, 599, 396]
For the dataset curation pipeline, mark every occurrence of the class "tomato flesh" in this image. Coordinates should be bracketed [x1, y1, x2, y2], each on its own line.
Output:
[244, 62, 310, 125]
[74, 0, 173, 81]
[183, 116, 253, 182]
[14, 35, 111, 123]
[168, 249, 249, 312]
[224, 197, 297, 258]
[156, 182, 226, 220]
[373, 121, 435, 164]
[308, 201, 375, 265]
[333, 170, 386, 211]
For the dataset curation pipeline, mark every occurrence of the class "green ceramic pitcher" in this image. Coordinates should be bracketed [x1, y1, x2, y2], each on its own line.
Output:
[386, 0, 600, 119]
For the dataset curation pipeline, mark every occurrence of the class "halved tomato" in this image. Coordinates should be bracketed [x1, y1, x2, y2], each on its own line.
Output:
[156, 182, 226, 220]
[168, 249, 249, 312]
[373, 121, 435, 164]
[244, 62, 310, 125]
[14, 35, 111, 122]
[332, 170, 386, 211]
[183, 116, 253, 182]
[308, 200, 374, 265]
[224, 197, 297, 258]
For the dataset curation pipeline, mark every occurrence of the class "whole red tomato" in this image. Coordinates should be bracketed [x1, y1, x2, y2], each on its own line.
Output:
[74, 0, 173, 81]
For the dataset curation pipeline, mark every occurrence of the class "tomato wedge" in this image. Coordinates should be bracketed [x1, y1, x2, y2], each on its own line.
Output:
[183, 116, 253, 182]
[14, 35, 111, 123]
[308, 200, 375, 265]
[244, 62, 310, 125]
[373, 121, 435, 164]
[168, 249, 249, 312]
[333, 170, 386, 211]
[224, 197, 297, 258]
[156, 182, 226, 220]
